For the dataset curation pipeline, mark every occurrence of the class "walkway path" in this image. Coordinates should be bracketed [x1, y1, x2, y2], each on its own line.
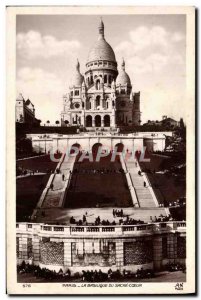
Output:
[125, 159, 159, 208]
[41, 155, 76, 208]
[34, 207, 169, 224]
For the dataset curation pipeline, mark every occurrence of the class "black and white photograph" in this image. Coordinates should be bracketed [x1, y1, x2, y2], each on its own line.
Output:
[6, 6, 195, 295]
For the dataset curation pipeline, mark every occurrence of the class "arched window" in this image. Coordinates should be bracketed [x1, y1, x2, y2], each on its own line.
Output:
[95, 115, 101, 127]
[102, 98, 106, 109]
[104, 115, 110, 127]
[96, 95, 100, 108]
[96, 80, 100, 90]
[108, 75, 112, 84]
[104, 75, 107, 84]
[90, 76, 93, 85]
[86, 98, 91, 110]
[86, 115, 92, 127]
[115, 143, 124, 152]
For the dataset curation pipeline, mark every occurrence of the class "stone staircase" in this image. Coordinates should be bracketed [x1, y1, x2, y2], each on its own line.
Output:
[40, 155, 76, 208]
[134, 188, 156, 207]
[125, 160, 158, 208]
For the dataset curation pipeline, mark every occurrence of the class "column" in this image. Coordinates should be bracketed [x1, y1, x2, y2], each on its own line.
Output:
[18, 235, 28, 261]
[167, 233, 177, 263]
[32, 235, 40, 265]
[92, 98, 95, 110]
[110, 113, 116, 128]
[153, 236, 162, 271]
[81, 113, 85, 127]
[102, 99, 104, 109]
[101, 116, 104, 128]
[64, 241, 72, 267]
[116, 240, 124, 268]
[92, 116, 95, 127]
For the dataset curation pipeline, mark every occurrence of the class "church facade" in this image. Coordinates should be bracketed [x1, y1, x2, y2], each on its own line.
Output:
[61, 20, 141, 129]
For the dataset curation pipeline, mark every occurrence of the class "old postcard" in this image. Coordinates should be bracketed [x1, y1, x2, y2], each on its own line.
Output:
[6, 6, 195, 294]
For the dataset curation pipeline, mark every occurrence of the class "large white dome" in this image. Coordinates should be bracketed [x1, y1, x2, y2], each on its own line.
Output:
[87, 19, 116, 64]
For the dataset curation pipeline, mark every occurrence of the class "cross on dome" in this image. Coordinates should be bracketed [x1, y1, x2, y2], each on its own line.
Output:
[121, 58, 125, 71]
[76, 59, 80, 71]
[98, 17, 104, 39]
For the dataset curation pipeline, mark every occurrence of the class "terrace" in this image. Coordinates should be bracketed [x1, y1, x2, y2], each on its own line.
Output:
[16, 221, 186, 238]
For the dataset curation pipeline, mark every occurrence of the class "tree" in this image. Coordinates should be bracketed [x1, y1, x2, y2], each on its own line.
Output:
[55, 120, 60, 127]
[64, 120, 69, 126]
[47, 120, 50, 126]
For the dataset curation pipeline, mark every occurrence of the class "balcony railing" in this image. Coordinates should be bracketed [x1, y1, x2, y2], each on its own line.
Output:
[16, 221, 186, 237]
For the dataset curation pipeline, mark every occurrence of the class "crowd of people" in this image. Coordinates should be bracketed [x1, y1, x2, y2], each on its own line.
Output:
[150, 214, 174, 223]
[69, 208, 179, 227]
[70, 210, 147, 227]
[17, 261, 156, 282]
[70, 215, 117, 226]
[17, 262, 71, 280]
[16, 166, 42, 177]
[119, 216, 145, 226]
[72, 168, 125, 175]
[112, 209, 124, 217]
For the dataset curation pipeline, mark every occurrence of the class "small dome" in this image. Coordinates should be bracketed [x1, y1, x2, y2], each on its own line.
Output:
[87, 20, 116, 63]
[71, 59, 84, 86]
[116, 59, 131, 86]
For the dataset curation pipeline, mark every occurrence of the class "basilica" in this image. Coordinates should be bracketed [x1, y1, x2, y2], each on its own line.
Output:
[61, 20, 141, 129]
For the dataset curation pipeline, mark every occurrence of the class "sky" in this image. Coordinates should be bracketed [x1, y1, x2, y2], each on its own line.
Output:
[16, 14, 186, 124]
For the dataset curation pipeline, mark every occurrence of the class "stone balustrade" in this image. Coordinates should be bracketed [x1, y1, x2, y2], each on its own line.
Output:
[16, 221, 186, 237]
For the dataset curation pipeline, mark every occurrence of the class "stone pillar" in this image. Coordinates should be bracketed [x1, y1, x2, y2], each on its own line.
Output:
[32, 235, 40, 265]
[92, 98, 95, 110]
[92, 116, 95, 127]
[101, 116, 104, 128]
[81, 113, 85, 127]
[110, 113, 116, 128]
[116, 240, 124, 268]
[102, 99, 105, 109]
[153, 236, 162, 271]
[19, 236, 28, 260]
[64, 241, 72, 267]
[167, 233, 177, 263]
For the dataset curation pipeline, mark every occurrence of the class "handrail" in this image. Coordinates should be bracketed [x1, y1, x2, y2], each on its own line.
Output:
[16, 221, 186, 235]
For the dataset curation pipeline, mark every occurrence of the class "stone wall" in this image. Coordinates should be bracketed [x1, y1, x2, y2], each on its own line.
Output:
[40, 241, 64, 266]
[16, 222, 186, 272]
[72, 240, 116, 267]
[29, 132, 168, 154]
[124, 239, 153, 265]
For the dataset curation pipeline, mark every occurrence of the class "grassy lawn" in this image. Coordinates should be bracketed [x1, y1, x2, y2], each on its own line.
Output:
[17, 154, 60, 173]
[140, 154, 186, 204]
[16, 155, 59, 221]
[64, 154, 133, 208]
[16, 175, 50, 221]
